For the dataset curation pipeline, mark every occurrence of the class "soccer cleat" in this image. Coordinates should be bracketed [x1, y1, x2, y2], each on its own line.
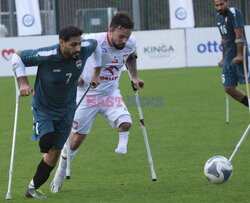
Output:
[115, 146, 127, 155]
[25, 188, 47, 199]
[50, 168, 65, 193]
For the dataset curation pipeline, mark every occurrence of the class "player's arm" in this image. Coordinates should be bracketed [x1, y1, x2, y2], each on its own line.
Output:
[218, 38, 225, 67]
[11, 51, 34, 96]
[126, 51, 144, 89]
[233, 27, 244, 64]
[90, 40, 102, 88]
[77, 76, 84, 87]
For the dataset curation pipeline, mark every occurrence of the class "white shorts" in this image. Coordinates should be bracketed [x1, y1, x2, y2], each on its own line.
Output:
[72, 88, 132, 135]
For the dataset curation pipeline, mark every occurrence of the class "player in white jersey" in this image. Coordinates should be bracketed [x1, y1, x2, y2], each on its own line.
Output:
[51, 11, 144, 193]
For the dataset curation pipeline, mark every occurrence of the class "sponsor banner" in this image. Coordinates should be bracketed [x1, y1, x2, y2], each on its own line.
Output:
[133, 29, 186, 69]
[186, 26, 250, 67]
[0, 35, 57, 76]
[186, 27, 221, 67]
[169, 0, 195, 28]
[1, 26, 249, 77]
[15, 0, 42, 36]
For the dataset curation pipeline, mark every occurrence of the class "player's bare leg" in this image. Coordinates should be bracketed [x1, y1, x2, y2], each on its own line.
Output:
[70, 132, 88, 150]
[224, 86, 249, 106]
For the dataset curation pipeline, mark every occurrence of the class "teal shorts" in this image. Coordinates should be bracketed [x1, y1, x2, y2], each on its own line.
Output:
[31, 107, 75, 150]
[222, 58, 249, 87]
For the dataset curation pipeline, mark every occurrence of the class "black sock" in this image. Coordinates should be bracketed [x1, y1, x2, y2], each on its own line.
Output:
[33, 158, 54, 189]
[240, 96, 249, 107]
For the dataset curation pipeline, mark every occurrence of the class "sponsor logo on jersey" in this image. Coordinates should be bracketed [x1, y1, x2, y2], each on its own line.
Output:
[76, 60, 82, 69]
[104, 66, 119, 75]
[100, 75, 118, 81]
[53, 69, 61, 72]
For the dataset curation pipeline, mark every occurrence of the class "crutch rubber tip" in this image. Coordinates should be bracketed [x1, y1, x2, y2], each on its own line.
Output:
[152, 179, 157, 181]
[6, 193, 11, 200]
[66, 176, 71, 179]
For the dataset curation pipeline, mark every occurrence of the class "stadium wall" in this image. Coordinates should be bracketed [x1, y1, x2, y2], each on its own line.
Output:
[0, 26, 250, 76]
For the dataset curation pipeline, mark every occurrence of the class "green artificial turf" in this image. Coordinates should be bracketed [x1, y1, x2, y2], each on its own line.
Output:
[0, 67, 249, 202]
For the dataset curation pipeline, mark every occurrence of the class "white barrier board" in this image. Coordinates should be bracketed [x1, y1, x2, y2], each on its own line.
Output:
[133, 29, 186, 69]
[0, 26, 249, 77]
[186, 26, 250, 67]
[0, 35, 57, 76]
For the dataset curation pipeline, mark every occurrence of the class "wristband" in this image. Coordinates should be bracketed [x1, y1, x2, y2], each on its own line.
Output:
[235, 38, 244, 43]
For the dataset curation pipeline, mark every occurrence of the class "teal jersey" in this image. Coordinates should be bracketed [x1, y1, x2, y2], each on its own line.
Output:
[216, 7, 248, 60]
[21, 39, 96, 115]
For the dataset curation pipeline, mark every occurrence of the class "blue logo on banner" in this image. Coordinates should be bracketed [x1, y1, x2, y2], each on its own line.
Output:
[197, 41, 222, 53]
[22, 14, 35, 27]
[175, 7, 187, 20]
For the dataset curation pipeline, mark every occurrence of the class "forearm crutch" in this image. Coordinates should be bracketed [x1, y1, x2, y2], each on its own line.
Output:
[6, 65, 20, 200]
[229, 124, 250, 162]
[243, 45, 250, 114]
[66, 84, 91, 179]
[226, 93, 229, 123]
[126, 66, 157, 181]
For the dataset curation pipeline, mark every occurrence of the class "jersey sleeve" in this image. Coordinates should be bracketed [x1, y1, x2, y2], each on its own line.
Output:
[231, 8, 244, 29]
[127, 34, 136, 55]
[81, 39, 96, 57]
[20, 45, 59, 67]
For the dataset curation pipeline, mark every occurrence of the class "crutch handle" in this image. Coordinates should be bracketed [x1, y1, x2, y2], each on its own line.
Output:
[130, 81, 144, 91]
[130, 81, 137, 91]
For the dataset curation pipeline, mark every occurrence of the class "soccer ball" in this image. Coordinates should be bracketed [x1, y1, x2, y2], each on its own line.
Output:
[204, 156, 233, 184]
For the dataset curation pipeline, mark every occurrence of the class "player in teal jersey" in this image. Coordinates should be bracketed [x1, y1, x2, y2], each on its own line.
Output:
[11, 25, 102, 199]
[214, 0, 249, 107]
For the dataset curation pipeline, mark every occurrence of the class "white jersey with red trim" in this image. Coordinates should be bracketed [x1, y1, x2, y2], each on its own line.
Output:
[81, 32, 136, 96]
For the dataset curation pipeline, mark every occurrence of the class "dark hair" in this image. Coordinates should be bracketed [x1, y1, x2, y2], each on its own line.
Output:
[110, 11, 134, 30]
[59, 25, 83, 42]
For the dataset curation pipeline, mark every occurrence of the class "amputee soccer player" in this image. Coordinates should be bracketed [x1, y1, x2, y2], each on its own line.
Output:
[50, 11, 144, 193]
[11, 25, 102, 199]
[214, 0, 250, 106]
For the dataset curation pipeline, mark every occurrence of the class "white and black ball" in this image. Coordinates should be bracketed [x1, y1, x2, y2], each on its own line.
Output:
[204, 156, 233, 184]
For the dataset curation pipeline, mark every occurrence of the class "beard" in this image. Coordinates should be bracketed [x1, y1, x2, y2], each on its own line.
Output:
[218, 8, 228, 16]
[113, 43, 125, 50]
[111, 39, 125, 50]
[64, 48, 79, 59]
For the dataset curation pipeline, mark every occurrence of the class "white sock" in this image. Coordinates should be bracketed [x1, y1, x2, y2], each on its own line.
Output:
[118, 131, 129, 147]
[115, 131, 129, 154]
[58, 144, 78, 171]
[28, 179, 35, 189]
